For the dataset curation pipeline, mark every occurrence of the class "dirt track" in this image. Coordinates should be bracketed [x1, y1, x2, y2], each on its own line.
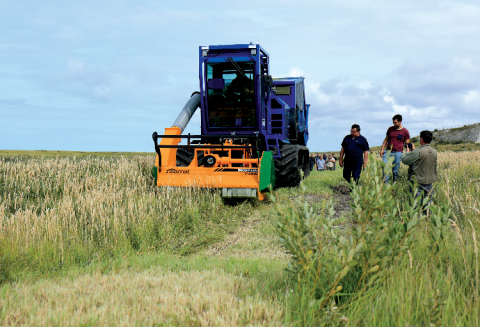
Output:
[205, 184, 354, 258]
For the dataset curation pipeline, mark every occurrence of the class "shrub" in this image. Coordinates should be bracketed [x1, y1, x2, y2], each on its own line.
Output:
[272, 156, 437, 324]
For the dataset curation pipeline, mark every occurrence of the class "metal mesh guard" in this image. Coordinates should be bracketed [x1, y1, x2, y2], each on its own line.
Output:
[222, 188, 257, 198]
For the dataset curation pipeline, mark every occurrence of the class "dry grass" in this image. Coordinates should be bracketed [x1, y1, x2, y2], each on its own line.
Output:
[1, 156, 155, 250]
[0, 155, 250, 279]
[0, 155, 280, 326]
[0, 267, 284, 326]
[0, 150, 154, 158]
[436, 150, 480, 223]
[1, 150, 480, 325]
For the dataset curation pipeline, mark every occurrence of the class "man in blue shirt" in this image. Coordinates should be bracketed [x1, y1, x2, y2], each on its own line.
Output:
[339, 124, 370, 184]
[317, 155, 326, 171]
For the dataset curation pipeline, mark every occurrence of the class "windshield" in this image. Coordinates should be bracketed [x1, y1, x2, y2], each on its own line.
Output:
[206, 61, 256, 128]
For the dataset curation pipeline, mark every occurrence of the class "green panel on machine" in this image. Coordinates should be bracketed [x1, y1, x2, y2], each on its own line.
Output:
[259, 151, 276, 192]
[151, 166, 158, 185]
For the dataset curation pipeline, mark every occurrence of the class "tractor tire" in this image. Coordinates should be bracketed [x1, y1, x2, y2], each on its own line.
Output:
[176, 148, 204, 167]
[274, 144, 310, 188]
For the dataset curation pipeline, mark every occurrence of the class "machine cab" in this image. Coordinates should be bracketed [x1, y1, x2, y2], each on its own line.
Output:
[199, 44, 269, 134]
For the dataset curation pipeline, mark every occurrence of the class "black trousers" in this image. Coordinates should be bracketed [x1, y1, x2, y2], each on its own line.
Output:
[343, 162, 362, 184]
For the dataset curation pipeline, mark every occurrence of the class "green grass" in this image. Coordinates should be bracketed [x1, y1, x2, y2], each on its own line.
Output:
[2, 249, 287, 295]
[1, 150, 479, 326]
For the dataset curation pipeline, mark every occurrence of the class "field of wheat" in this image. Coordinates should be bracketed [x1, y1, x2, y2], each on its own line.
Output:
[0, 150, 479, 325]
[0, 156, 253, 281]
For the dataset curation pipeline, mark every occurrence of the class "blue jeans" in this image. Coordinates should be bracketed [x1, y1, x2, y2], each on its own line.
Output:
[383, 151, 402, 183]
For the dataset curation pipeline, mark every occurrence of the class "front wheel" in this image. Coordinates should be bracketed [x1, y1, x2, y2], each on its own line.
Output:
[273, 144, 309, 188]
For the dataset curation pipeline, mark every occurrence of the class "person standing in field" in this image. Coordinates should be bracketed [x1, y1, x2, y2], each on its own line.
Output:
[326, 155, 335, 171]
[331, 153, 337, 170]
[339, 124, 370, 184]
[309, 153, 316, 171]
[401, 130, 437, 213]
[317, 155, 326, 171]
[380, 114, 411, 183]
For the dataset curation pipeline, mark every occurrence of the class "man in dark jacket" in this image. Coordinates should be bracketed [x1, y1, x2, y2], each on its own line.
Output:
[339, 124, 370, 184]
[401, 130, 437, 211]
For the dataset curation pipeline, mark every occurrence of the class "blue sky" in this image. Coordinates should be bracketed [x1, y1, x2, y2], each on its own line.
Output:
[1, 0, 480, 152]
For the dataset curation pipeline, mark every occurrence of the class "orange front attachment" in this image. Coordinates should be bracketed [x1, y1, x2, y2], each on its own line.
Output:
[155, 127, 265, 200]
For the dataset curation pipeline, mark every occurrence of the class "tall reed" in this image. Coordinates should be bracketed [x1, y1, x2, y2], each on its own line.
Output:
[0, 156, 250, 281]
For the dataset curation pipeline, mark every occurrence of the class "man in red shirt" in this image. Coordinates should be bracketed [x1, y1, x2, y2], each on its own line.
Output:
[380, 114, 410, 183]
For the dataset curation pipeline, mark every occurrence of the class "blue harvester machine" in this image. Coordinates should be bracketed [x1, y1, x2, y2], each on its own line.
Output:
[152, 44, 311, 200]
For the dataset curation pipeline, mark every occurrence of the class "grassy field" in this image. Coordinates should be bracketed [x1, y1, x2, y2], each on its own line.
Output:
[0, 148, 479, 326]
[0, 149, 155, 159]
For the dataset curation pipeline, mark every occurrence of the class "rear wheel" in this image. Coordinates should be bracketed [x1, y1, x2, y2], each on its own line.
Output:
[274, 144, 309, 188]
[176, 148, 204, 167]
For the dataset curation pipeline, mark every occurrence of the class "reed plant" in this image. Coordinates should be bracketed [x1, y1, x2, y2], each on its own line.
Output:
[0, 156, 251, 282]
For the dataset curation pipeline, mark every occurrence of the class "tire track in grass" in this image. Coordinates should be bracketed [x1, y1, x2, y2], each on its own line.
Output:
[203, 206, 290, 260]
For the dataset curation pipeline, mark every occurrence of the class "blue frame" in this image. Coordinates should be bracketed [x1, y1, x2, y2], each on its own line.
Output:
[198, 44, 309, 157]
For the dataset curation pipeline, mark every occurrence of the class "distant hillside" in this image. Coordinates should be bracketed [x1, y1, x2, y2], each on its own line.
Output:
[430, 123, 480, 144]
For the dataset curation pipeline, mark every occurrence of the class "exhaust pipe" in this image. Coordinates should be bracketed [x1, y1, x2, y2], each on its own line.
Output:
[171, 92, 201, 133]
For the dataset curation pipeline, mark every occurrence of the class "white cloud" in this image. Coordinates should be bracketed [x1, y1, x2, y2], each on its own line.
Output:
[286, 67, 306, 77]
[463, 90, 480, 105]
[301, 54, 480, 149]
[358, 80, 373, 91]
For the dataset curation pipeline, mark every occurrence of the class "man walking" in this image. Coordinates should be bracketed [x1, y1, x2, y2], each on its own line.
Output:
[380, 114, 410, 183]
[339, 124, 370, 184]
[401, 130, 437, 212]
